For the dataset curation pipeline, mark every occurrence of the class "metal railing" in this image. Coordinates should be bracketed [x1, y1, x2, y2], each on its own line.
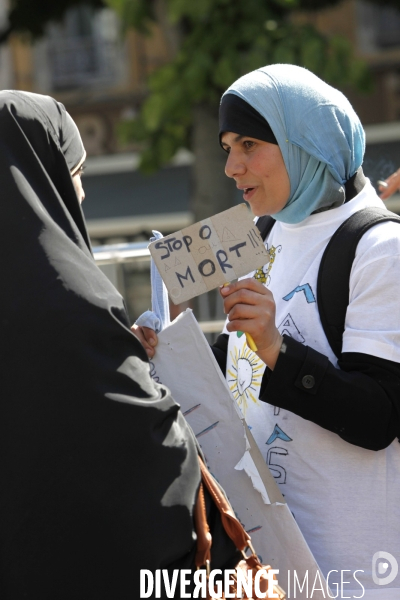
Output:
[93, 242, 225, 334]
[93, 241, 150, 265]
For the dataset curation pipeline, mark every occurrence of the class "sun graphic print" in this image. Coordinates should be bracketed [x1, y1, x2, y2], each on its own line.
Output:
[253, 243, 282, 286]
[227, 344, 264, 414]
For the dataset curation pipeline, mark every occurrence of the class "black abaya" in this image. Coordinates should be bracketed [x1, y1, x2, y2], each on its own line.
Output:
[0, 91, 238, 599]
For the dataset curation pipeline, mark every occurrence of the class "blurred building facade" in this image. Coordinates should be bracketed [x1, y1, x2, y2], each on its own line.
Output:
[2, 0, 400, 321]
[297, 0, 400, 216]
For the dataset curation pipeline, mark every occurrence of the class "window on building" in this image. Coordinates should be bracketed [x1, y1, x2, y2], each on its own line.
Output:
[357, 1, 400, 52]
[47, 6, 125, 90]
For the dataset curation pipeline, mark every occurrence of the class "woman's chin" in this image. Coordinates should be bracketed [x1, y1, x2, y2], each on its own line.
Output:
[246, 202, 271, 218]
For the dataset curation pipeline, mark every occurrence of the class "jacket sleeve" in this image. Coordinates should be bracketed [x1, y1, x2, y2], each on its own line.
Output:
[260, 335, 400, 451]
[211, 333, 229, 373]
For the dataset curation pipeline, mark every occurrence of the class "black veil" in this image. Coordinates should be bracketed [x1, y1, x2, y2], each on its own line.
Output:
[0, 91, 237, 598]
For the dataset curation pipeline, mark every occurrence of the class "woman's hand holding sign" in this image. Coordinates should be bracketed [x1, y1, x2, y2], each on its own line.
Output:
[220, 278, 282, 370]
[131, 325, 158, 358]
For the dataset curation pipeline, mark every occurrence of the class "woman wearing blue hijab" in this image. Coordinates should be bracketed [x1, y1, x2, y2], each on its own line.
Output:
[215, 64, 400, 598]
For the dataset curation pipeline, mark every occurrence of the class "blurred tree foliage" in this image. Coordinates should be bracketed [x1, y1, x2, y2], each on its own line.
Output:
[3, 0, 398, 317]
[2, 0, 400, 222]
[105, 0, 388, 173]
[1, 0, 400, 176]
[0, 0, 104, 43]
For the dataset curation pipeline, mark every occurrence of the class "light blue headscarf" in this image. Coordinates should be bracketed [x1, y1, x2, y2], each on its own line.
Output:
[222, 64, 365, 224]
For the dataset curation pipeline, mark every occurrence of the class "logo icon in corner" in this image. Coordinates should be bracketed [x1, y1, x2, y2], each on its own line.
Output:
[372, 551, 399, 586]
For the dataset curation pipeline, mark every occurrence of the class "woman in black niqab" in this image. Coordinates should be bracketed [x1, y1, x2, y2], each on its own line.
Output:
[0, 91, 238, 599]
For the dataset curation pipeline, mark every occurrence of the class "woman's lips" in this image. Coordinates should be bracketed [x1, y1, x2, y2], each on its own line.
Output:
[243, 187, 256, 201]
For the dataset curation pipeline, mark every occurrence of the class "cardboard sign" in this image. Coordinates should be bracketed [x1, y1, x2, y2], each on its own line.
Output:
[148, 204, 270, 304]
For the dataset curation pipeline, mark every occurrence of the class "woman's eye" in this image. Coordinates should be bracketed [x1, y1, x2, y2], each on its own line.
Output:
[243, 140, 255, 150]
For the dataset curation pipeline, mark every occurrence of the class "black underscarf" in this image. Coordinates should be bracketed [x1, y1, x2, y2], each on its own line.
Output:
[219, 92, 278, 146]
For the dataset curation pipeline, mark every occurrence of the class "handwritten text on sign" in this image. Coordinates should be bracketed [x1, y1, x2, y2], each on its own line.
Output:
[149, 204, 270, 304]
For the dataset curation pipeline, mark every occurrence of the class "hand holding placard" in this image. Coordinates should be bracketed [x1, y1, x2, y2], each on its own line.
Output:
[149, 204, 270, 305]
[222, 282, 259, 351]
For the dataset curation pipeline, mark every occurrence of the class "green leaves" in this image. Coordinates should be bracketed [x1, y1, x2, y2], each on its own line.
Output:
[212, 55, 240, 90]
[4, 0, 104, 39]
[106, 0, 155, 32]
[322, 35, 371, 91]
[168, 0, 215, 23]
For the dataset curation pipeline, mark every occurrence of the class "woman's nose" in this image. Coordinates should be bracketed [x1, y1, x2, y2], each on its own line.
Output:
[224, 152, 246, 179]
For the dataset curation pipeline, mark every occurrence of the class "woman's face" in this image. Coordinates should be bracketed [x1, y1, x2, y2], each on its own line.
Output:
[221, 132, 290, 217]
[72, 167, 85, 204]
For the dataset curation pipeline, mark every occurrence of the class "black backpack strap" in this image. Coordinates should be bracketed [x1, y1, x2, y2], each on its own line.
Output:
[317, 207, 400, 360]
[256, 215, 275, 241]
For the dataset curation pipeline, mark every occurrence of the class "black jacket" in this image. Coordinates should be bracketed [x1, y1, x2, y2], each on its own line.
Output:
[212, 332, 400, 451]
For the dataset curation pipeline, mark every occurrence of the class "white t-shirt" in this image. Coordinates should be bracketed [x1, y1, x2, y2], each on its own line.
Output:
[225, 181, 400, 598]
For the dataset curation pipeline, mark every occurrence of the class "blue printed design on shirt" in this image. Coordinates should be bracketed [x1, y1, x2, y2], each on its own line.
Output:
[283, 283, 316, 304]
[266, 424, 293, 445]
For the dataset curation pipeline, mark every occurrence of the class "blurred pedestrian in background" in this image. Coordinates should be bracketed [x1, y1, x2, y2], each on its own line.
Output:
[378, 168, 400, 199]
